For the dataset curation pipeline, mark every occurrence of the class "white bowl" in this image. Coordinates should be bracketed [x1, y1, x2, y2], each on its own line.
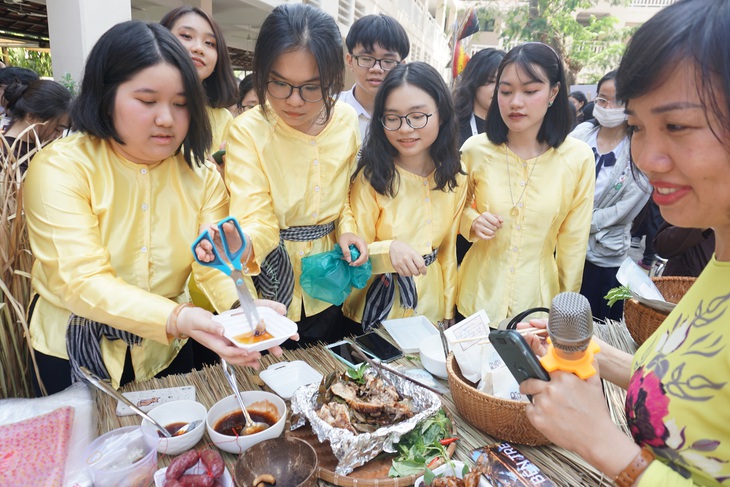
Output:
[140, 400, 207, 456]
[419, 333, 449, 379]
[214, 306, 298, 352]
[206, 392, 287, 454]
[415, 460, 490, 487]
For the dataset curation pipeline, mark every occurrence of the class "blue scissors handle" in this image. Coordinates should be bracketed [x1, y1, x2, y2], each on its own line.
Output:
[191, 216, 248, 275]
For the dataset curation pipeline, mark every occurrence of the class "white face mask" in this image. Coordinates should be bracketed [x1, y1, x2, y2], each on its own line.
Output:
[592, 104, 627, 128]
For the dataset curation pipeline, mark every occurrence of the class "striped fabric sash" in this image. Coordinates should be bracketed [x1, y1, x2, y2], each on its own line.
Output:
[252, 221, 336, 309]
[361, 248, 439, 332]
[66, 314, 143, 383]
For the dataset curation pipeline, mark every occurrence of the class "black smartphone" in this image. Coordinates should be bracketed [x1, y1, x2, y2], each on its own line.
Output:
[211, 149, 226, 166]
[488, 329, 550, 384]
[325, 340, 373, 369]
[355, 332, 403, 362]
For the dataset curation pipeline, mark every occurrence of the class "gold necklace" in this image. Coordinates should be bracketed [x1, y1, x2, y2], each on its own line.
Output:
[505, 146, 541, 217]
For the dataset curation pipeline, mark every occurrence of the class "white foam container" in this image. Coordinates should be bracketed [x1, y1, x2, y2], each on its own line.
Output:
[382, 316, 438, 354]
[259, 361, 323, 399]
[214, 306, 297, 352]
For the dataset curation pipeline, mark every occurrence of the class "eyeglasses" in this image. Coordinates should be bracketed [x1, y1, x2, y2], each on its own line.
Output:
[266, 80, 324, 103]
[594, 97, 624, 109]
[353, 55, 400, 71]
[381, 112, 434, 131]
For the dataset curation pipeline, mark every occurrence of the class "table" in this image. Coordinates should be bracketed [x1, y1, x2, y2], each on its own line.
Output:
[95, 322, 635, 486]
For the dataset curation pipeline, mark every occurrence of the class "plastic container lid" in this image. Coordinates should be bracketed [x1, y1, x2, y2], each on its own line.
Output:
[258, 361, 323, 399]
[382, 316, 438, 354]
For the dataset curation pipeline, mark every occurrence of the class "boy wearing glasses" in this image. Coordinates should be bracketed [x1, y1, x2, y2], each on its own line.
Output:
[340, 14, 410, 139]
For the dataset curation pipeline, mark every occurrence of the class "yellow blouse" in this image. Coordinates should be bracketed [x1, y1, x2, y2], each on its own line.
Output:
[207, 106, 233, 154]
[24, 133, 238, 388]
[457, 137, 595, 324]
[343, 166, 468, 324]
[225, 102, 361, 321]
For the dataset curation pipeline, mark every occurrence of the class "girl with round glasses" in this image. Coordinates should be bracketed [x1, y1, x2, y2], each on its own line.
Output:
[343, 62, 466, 330]
[457, 42, 595, 324]
[224, 4, 368, 346]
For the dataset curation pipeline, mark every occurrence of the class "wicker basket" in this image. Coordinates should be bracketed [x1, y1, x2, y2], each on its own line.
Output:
[623, 276, 696, 346]
[446, 354, 549, 446]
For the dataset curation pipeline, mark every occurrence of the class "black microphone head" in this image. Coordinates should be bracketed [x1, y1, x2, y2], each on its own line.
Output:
[547, 292, 594, 354]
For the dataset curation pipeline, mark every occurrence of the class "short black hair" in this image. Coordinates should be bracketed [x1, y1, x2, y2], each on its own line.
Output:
[355, 62, 463, 198]
[596, 70, 618, 98]
[4, 79, 72, 122]
[568, 90, 587, 107]
[253, 4, 344, 122]
[236, 73, 255, 110]
[72, 21, 211, 168]
[617, 0, 730, 146]
[0, 67, 39, 108]
[486, 42, 572, 148]
[345, 14, 410, 60]
[160, 6, 238, 109]
[453, 48, 505, 122]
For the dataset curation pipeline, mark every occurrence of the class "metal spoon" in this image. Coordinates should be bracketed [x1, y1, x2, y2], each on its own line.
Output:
[220, 359, 269, 436]
[79, 366, 173, 438]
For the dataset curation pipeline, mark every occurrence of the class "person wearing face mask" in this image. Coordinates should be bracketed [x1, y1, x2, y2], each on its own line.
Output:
[570, 70, 651, 321]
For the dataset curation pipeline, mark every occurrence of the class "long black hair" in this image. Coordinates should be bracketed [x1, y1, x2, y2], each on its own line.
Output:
[486, 42, 572, 148]
[72, 21, 211, 167]
[354, 62, 462, 198]
[453, 48, 505, 122]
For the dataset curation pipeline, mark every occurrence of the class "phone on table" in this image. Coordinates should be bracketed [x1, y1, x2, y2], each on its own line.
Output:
[355, 332, 403, 362]
[488, 329, 550, 384]
[325, 340, 374, 369]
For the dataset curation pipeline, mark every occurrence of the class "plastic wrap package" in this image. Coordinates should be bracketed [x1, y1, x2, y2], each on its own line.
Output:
[290, 368, 441, 475]
[0, 382, 95, 487]
[300, 244, 372, 305]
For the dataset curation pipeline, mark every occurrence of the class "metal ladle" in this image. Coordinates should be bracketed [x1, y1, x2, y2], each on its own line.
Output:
[220, 359, 269, 436]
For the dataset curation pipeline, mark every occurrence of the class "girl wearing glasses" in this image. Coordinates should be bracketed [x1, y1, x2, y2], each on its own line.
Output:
[224, 4, 368, 346]
[457, 42, 595, 325]
[570, 70, 650, 321]
[343, 62, 467, 330]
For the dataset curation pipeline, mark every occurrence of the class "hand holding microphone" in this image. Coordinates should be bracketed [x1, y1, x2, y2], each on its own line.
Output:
[540, 292, 601, 379]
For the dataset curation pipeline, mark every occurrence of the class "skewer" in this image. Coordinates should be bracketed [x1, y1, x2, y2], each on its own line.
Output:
[449, 327, 548, 344]
[349, 342, 444, 396]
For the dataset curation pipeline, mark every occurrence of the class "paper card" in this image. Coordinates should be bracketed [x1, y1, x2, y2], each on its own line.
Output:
[444, 310, 491, 383]
[115, 386, 195, 416]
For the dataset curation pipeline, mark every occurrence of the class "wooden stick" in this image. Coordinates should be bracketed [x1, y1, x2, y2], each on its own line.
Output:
[350, 343, 444, 396]
[449, 327, 548, 344]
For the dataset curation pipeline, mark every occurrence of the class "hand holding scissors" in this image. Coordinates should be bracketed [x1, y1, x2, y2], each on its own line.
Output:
[192, 217, 266, 337]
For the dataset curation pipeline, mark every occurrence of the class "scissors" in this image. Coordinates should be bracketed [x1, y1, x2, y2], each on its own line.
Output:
[191, 216, 265, 336]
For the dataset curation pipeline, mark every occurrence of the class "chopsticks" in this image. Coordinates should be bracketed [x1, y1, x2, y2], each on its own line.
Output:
[349, 342, 444, 396]
[449, 327, 548, 345]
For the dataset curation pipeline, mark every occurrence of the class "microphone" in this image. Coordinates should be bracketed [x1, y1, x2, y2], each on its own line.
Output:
[539, 292, 601, 379]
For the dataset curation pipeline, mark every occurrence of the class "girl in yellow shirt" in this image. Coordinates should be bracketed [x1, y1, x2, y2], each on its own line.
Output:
[225, 4, 369, 346]
[344, 62, 467, 330]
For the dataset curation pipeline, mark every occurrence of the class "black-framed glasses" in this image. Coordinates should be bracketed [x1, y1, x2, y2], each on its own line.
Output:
[266, 80, 324, 103]
[594, 97, 624, 109]
[381, 112, 434, 131]
[353, 55, 400, 71]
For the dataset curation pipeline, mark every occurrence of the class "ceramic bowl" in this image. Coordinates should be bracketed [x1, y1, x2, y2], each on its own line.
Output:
[419, 333, 449, 379]
[140, 400, 207, 456]
[206, 392, 286, 454]
[233, 437, 318, 487]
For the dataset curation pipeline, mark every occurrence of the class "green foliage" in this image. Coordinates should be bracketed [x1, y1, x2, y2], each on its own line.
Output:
[6, 48, 52, 77]
[605, 285, 633, 307]
[500, 0, 632, 84]
[345, 362, 370, 384]
[389, 408, 451, 477]
[59, 73, 78, 97]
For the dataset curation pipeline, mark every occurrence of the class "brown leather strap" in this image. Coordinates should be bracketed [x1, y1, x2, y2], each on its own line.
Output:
[615, 447, 655, 487]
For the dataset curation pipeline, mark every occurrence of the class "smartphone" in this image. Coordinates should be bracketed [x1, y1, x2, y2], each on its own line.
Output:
[325, 340, 374, 369]
[211, 149, 226, 166]
[488, 329, 550, 384]
[355, 332, 403, 362]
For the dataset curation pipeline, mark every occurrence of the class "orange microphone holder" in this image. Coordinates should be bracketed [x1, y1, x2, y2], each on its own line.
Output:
[540, 338, 600, 380]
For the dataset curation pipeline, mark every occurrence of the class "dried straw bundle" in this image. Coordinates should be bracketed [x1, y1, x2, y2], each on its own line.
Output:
[0, 127, 44, 398]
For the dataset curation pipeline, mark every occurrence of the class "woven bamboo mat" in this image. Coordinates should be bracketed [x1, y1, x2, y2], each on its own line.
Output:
[95, 322, 638, 486]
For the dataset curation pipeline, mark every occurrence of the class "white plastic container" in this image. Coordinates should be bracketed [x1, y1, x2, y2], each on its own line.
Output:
[259, 361, 323, 399]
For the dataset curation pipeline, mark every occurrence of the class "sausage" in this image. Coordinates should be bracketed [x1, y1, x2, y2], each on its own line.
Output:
[164, 481, 183, 487]
[177, 474, 214, 487]
[166, 450, 200, 480]
[199, 449, 225, 478]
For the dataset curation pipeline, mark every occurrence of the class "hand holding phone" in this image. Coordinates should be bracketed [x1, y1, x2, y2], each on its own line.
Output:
[489, 329, 550, 384]
[355, 332, 403, 362]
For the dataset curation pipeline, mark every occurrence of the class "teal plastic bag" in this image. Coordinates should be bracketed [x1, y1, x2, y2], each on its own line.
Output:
[300, 245, 372, 305]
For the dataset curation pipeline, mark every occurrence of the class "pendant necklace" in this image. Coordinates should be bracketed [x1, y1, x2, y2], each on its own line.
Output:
[506, 145, 541, 217]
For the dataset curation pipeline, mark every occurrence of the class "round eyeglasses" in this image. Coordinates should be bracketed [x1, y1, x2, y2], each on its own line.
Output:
[266, 80, 324, 103]
[353, 55, 400, 71]
[381, 112, 434, 131]
[594, 97, 624, 109]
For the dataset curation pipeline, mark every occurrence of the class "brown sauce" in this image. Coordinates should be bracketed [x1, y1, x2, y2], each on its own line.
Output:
[158, 422, 187, 437]
[233, 330, 274, 344]
[214, 408, 278, 436]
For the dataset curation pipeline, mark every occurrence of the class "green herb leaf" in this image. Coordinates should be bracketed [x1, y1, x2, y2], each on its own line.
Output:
[389, 409, 452, 477]
[345, 363, 370, 384]
[605, 284, 633, 307]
